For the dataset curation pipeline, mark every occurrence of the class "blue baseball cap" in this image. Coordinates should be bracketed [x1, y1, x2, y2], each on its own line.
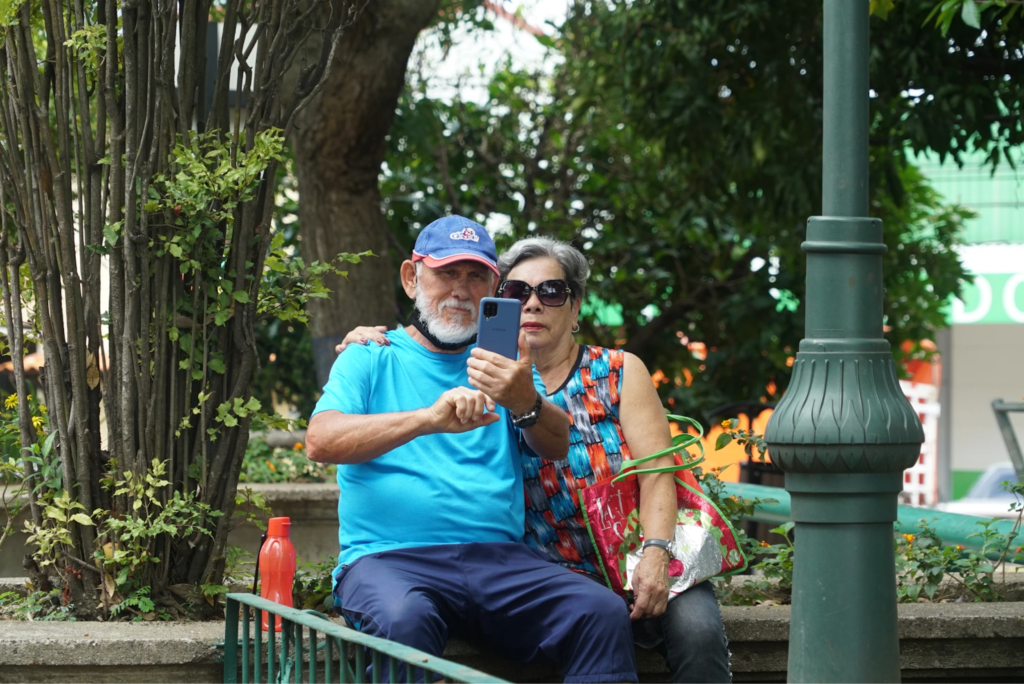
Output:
[411, 215, 499, 276]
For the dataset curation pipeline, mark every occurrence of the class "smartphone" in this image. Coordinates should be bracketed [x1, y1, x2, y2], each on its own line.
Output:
[477, 297, 521, 359]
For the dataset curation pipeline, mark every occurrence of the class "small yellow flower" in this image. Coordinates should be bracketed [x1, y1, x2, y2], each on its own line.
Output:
[759, 540, 770, 548]
[4, 394, 18, 409]
[956, 545, 964, 551]
[902, 534, 915, 544]
[293, 442, 304, 451]
[720, 419, 732, 429]
[265, 460, 277, 473]
[31, 416, 44, 434]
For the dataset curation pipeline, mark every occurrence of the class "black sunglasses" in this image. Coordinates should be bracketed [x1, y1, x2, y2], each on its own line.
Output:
[497, 279, 573, 307]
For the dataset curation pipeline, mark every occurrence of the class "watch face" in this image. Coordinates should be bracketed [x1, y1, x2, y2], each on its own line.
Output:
[514, 412, 539, 428]
[513, 395, 542, 428]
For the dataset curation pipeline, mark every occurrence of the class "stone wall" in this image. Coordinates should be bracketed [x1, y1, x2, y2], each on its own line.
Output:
[1, 602, 1022, 682]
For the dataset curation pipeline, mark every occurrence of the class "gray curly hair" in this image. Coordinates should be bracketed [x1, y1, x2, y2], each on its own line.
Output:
[497, 236, 590, 301]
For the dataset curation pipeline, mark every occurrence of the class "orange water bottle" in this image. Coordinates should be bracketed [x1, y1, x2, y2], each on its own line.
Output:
[259, 516, 296, 632]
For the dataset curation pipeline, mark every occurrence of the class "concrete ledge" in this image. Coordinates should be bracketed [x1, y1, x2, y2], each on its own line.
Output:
[1, 602, 1022, 683]
[0, 621, 225, 684]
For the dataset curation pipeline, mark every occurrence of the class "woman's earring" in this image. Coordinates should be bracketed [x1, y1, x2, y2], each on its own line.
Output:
[572, 322, 580, 333]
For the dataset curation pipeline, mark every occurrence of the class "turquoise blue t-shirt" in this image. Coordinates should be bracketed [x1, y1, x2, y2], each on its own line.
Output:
[312, 328, 526, 572]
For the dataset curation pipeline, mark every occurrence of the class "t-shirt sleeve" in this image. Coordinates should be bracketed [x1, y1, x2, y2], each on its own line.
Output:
[311, 345, 372, 417]
[531, 365, 547, 395]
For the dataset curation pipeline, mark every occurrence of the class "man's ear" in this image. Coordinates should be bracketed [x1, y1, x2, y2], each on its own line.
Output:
[490, 273, 500, 296]
[400, 260, 418, 299]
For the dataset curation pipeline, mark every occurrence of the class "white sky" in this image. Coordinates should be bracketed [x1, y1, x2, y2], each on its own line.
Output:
[410, 1, 570, 103]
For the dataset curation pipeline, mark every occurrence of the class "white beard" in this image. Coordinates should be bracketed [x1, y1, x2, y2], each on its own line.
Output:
[414, 287, 478, 345]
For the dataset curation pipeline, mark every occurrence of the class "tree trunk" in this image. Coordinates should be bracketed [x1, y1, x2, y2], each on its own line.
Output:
[292, 0, 439, 386]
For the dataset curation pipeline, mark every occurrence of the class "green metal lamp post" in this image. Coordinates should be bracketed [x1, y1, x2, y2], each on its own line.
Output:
[763, 1, 924, 681]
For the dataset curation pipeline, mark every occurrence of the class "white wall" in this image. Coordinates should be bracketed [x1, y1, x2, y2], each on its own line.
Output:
[949, 323, 1024, 472]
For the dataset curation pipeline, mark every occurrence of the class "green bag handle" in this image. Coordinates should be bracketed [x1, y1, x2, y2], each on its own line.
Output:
[610, 414, 706, 484]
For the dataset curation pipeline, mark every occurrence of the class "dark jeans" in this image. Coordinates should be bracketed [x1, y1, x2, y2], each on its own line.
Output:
[335, 542, 638, 684]
[632, 581, 731, 683]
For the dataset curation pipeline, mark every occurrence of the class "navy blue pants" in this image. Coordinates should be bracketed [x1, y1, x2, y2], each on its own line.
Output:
[334, 542, 638, 683]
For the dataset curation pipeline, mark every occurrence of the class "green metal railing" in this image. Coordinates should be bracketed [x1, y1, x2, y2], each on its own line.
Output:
[223, 593, 506, 683]
[723, 481, 1020, 555]
[993, 399, 1024, 479]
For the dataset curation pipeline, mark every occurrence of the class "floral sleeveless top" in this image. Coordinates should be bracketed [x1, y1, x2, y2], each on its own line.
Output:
[522, 346, 630, 575]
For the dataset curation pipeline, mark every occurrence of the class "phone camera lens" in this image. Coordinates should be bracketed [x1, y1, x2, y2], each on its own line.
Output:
[484, 302, 497, 317]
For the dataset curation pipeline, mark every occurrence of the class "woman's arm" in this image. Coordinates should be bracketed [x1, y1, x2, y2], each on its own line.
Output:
[618, 351, 678, 620]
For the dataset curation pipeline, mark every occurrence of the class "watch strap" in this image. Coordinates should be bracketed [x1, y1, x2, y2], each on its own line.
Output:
[512, 393, 543, 428]
[642, 538, 672, 554]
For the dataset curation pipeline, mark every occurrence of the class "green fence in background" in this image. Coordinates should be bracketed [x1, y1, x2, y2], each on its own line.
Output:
[223, 593, 504, 683]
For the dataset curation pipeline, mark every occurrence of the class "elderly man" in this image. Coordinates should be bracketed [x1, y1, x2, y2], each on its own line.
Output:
[307, 215, 637, 683]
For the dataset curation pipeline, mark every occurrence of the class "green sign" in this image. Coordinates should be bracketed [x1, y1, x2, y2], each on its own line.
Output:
[950, 273, 1024, 324]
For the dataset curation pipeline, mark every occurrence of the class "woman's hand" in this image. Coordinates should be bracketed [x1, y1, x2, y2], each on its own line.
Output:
[334, 326, 389, 353]
[630, 547, 671, 620]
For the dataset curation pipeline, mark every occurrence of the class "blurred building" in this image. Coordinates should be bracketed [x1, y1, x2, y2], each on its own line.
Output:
[917, 150, 1024, 501]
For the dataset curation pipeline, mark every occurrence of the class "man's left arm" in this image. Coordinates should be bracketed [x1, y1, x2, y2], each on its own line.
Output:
[467, 333, 569, 461]
[516, 395, 569, 460]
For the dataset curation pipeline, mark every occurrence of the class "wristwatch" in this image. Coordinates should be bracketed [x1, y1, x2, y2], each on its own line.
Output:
[642, 538, 672, 555]
[512, 393, 544, 429]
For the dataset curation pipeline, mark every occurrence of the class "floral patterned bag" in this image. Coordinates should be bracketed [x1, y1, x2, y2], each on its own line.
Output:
[578, 416, 747, 600]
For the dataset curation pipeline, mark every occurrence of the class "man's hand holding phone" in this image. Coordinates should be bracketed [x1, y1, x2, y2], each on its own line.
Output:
[467, 331, 537, 416]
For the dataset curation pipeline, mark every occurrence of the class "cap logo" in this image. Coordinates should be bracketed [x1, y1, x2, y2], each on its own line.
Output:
[449, 227, 480, 242]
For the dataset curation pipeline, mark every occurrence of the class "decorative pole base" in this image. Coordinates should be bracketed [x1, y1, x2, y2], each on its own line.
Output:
[766, 218, 924, 682]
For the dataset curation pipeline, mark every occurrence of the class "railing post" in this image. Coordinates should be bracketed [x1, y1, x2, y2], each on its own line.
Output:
[763, 1, 924, 681]
[225, 597, 239, 684]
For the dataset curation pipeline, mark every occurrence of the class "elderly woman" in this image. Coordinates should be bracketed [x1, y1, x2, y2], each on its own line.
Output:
[337, 236, 730, 683]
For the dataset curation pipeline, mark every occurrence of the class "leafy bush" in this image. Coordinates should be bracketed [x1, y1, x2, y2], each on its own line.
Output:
[0, 588, 74, 621]
[707, 424, 1024, 605]
[239, 439, 335, 484]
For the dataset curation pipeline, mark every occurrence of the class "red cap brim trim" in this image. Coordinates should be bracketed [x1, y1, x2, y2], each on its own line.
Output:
[413, 252, 499, 276]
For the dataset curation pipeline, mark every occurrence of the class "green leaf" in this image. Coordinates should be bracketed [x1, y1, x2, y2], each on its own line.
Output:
[961, 0, 981, 28]
[233, 290, 250, 304]
[103, 223, 121, 246]
[715, 432, 733, 451]
[208, 357, 226, 374]
[40, 430, 59, 458]
[70, 513, 94, 526]
[535, 33, 556, 48]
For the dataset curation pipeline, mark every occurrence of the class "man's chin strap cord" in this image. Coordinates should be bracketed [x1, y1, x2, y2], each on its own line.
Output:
[408, 307, 477, 352]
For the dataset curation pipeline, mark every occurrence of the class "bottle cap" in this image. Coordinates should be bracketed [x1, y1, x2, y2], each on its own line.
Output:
[267, 516, 291, 537]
